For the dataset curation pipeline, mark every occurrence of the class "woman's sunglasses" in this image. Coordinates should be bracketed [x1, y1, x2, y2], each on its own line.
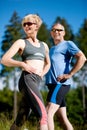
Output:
[23, 22, 36, 27]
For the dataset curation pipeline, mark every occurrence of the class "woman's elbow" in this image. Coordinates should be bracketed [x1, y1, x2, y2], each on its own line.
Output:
[1, 57, 9, 66]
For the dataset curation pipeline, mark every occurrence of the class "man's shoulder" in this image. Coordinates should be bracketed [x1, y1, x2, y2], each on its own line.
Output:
[65, 40, 74, 44]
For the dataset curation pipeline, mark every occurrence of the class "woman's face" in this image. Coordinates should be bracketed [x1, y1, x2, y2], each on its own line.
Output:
[22, 19, 38, 36]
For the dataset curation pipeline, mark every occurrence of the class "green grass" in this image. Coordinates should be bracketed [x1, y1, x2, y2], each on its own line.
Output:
[0, 113, 87, 130]
[0, 119, 37, 130]
[0, 117, 62, 130]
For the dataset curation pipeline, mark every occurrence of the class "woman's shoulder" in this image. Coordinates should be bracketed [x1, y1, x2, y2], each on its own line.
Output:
[42, 42, 49, 52]
[40, 41, 49, 48]
[13, 39, 26, 51]
[14, 39, 25, 45]
[16, 38, 25, 42]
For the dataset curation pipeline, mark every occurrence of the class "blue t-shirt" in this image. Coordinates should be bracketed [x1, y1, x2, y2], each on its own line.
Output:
[46, 40, 80, 85]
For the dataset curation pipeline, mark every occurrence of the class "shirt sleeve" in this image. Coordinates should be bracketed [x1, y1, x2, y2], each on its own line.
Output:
[68, 41, 80, 56]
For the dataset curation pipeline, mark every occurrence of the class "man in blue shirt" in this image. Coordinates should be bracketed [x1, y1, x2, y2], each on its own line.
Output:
[46, 23, 86, 130]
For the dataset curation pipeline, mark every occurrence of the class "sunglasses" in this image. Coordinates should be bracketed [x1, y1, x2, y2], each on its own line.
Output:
[23, 22, 36, 27]
[51, 28, 64, 32]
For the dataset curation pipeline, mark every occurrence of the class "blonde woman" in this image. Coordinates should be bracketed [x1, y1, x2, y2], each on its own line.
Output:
[1, 14, 50, 130]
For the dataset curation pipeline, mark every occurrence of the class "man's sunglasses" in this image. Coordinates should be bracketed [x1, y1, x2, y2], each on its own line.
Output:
[23, 22, 36, 27]
[51, 28, 64, 32]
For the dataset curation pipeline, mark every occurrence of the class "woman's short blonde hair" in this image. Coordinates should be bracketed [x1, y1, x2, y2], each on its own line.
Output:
[22, 14, 42, 28]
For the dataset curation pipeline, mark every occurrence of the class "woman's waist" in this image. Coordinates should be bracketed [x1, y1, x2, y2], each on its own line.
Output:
[25, 59, 44, 66]
[22, 69, 43, 77]
[23, 60, 44, 76]
[21, 70, 42, 80]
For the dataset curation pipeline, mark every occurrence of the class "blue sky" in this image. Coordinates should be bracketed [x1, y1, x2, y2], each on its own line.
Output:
[1, 0, 87, 41]
[0, 0, 87, 56]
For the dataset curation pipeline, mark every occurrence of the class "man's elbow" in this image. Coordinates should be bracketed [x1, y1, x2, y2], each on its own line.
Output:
[81, 54, 87, 64]
[48, 62, 51, 69]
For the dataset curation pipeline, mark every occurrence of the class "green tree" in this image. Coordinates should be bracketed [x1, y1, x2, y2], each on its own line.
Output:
[0, 87, 13, 107]
[1, 11, 24, 120]
[66, 87, 87, 126]
[37, 23, 50, 47]
[1, 11, 23, 76]
[66, 88, 83, 124]
[74, 19, 87, 121]
[75, 18, 87, 57]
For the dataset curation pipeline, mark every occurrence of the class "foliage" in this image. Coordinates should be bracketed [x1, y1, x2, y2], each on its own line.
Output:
[37, 23, 50, 44]
[0, 87, 13, 106]
[75, 18, 87, 57]
[66, 87, 87, 125]
[41, 89, 48, 104]
[1, 11, 23, 53]
[73, 19, 87, 89]
[1, 11, 23, 76]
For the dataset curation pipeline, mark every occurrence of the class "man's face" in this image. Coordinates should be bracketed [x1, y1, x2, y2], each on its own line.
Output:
[50, 24, 65, 42]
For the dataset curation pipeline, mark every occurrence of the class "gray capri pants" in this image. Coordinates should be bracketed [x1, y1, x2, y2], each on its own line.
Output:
[13, 71, 47, 127]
